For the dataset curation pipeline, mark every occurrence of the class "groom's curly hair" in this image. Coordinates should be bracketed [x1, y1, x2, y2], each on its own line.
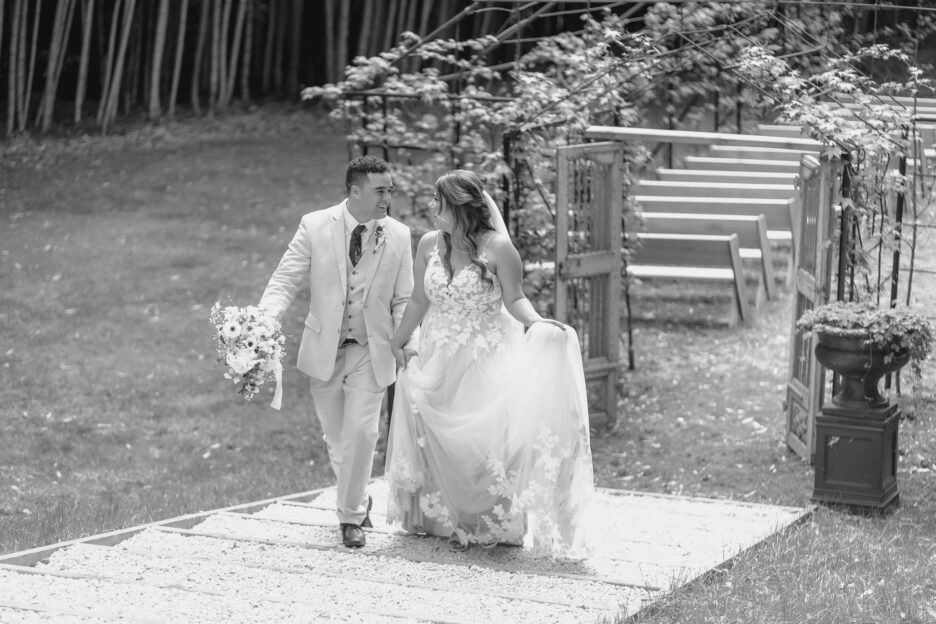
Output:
[345, 155, 391, 192]
[435, 170, 497, 290]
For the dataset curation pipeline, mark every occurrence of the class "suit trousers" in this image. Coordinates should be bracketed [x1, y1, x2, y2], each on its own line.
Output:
[309, 342, 384, 525]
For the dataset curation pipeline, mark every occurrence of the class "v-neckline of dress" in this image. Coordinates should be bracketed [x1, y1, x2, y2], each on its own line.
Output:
[436, 234, 491, 277]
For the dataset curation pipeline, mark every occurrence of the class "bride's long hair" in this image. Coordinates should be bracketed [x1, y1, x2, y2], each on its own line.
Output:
[435, 170, 497, 289]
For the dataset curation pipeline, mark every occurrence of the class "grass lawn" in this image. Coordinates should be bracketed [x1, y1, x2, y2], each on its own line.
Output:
[2, 106, 936, 623]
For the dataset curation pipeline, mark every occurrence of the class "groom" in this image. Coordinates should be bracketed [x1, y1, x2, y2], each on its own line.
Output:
[259, 155, 416, 548]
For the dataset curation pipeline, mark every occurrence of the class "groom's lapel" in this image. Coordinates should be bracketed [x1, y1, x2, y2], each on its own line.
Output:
[362, 227, 388, 299]
[329, 211, 348, 294]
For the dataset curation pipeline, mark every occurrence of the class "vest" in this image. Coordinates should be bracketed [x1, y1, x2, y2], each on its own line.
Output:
[341, 236, 372, 345]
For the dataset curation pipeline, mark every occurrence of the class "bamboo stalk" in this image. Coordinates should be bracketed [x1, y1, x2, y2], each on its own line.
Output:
[147, 0, 170, 119]
[6, 0, 22, 134]
[101, 0, 137, 133]
[191, 0, 210, 115]
[74, 0, 95, 124]
[167, 0, 189, 118]
[97, 0, 123, 125]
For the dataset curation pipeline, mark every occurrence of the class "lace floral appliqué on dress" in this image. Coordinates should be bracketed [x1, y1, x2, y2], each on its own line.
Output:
[385, 240, 595, 558]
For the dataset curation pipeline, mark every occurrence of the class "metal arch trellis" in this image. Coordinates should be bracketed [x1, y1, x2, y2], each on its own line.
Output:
[332, 0, 936, 433]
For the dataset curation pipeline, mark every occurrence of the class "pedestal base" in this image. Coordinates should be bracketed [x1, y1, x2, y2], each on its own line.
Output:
[812, 402, 900, 511]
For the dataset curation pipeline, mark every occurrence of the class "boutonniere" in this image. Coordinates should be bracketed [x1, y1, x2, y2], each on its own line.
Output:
[372, 225, 386, 253]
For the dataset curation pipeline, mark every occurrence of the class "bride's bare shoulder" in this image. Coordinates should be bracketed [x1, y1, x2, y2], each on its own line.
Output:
[415, 230, 441, 259]
[484, 231, 516, 254]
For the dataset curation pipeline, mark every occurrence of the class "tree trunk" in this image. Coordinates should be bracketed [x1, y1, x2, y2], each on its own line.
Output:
[419, 0, 433, 36]
[38, 0, 77, 131]
[403, 0, 418, 35]
[0, 1, 6, 107]
[125, 2, 143, 113]
[478, 1, 494, 38]
[354, 0, 371, 59]
[75, 0, 95, 124]
[148, 0, 170, 119]
[272, 0, 285, 94]
[6, 0, 22, 134]
[97, 0, 124, 125]
[383, 0, 399, 51]
[402, 0, 418, 70]
[367, 0, 385, 58]
[323, 0, 335, 82]
[217, 0, 232, 109]
[101, 0, 137, 133]
[223, 0, 247, 107]
[239, 0, 253, 103]
[191, 0, 210, 115]
[167, 0, 189, 118]
[261, 0, 276, 94]
[286, 0, 302, 95]
[335, 0, 350, 82]
[209, 0, 221, 114]
[22, 0, 42, 131]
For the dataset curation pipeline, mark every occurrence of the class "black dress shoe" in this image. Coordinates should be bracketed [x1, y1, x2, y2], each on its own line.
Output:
[361, 495, 373, 528]
[341, 523, 365, 548]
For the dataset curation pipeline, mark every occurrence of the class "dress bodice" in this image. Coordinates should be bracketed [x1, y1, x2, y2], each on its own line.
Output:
[421, 243, 513, 358]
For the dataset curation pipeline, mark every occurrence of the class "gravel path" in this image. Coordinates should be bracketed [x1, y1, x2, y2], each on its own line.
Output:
[0, 484, 810, 623]
[39, 542, 618, 624]
[117, 528, 649, 612]
[0, 567, 429, 624]
[0, 606, 151, 624]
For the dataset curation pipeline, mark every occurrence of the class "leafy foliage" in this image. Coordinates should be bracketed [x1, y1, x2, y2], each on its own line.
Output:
[736, 43, 935, 304]
[796, 300, 934, 366]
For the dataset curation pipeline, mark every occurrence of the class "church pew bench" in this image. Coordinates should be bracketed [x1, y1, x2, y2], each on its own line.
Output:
[633, 179, 795, 201]
[683, 156, 801, 173]
[628, 233, 751, 327]
[640, 212, 776, 305]
[708, 145, 818, 161]
[633, 195, 798, 286]
[654, 168, 797, 185]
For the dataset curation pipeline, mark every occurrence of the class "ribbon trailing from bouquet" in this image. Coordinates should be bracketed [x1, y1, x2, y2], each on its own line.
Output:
[270, 359, 283, 410]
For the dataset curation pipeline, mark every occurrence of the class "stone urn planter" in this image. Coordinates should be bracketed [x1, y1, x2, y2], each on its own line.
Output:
[796, 301, 933, 510]
[814, 333, 910, 408]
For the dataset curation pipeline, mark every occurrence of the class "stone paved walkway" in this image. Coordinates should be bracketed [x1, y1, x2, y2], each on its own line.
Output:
[0, 480, 811, 623]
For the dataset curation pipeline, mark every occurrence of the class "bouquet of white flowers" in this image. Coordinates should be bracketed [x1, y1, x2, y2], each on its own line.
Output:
[209, 302, 286, 409]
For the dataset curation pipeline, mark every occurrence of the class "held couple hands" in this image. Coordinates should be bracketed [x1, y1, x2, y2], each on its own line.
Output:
[392, 344, 418, 370]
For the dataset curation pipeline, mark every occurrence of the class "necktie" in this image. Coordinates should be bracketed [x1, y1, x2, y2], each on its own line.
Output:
[349, 224, 366, 266]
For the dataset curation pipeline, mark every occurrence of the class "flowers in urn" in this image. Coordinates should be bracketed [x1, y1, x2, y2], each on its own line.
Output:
[796, 301, 933, 365]
[209, 303, 286, 408]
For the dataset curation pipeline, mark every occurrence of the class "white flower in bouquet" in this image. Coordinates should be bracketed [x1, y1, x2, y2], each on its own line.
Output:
[222, 320, 242, 339]
[209, 302, 286, 408]
[225, 350, 257, 375]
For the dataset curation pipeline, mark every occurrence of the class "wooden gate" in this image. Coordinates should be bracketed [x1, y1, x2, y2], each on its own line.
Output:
[785, 154, 840, 460]
[555, 142, 624, 429]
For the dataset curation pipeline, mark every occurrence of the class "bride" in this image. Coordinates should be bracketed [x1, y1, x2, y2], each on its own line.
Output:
[385, 169, 595, 558]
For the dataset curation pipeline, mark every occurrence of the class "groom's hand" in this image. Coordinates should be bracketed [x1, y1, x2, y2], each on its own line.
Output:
[393, 345, 418, 370]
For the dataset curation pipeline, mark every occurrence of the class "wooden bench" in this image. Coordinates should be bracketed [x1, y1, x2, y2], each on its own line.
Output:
[684, 156, 801, 173]
[640, 212, 775, 304]
[757, 120, 936, 173]
[633, 195, 798, 285]
[755, 124, 807, 139]
[655, 168, 797, 185]
[708, 145, 818, 161]
[629, 233, 751, 327]
[633, 180, 795, 201]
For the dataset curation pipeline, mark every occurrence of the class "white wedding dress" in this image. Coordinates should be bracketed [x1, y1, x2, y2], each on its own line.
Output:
[385, 241, 595, 558]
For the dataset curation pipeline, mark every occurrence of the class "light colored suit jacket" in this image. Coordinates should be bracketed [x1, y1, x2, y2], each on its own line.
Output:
[259, 201, 415, 388]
